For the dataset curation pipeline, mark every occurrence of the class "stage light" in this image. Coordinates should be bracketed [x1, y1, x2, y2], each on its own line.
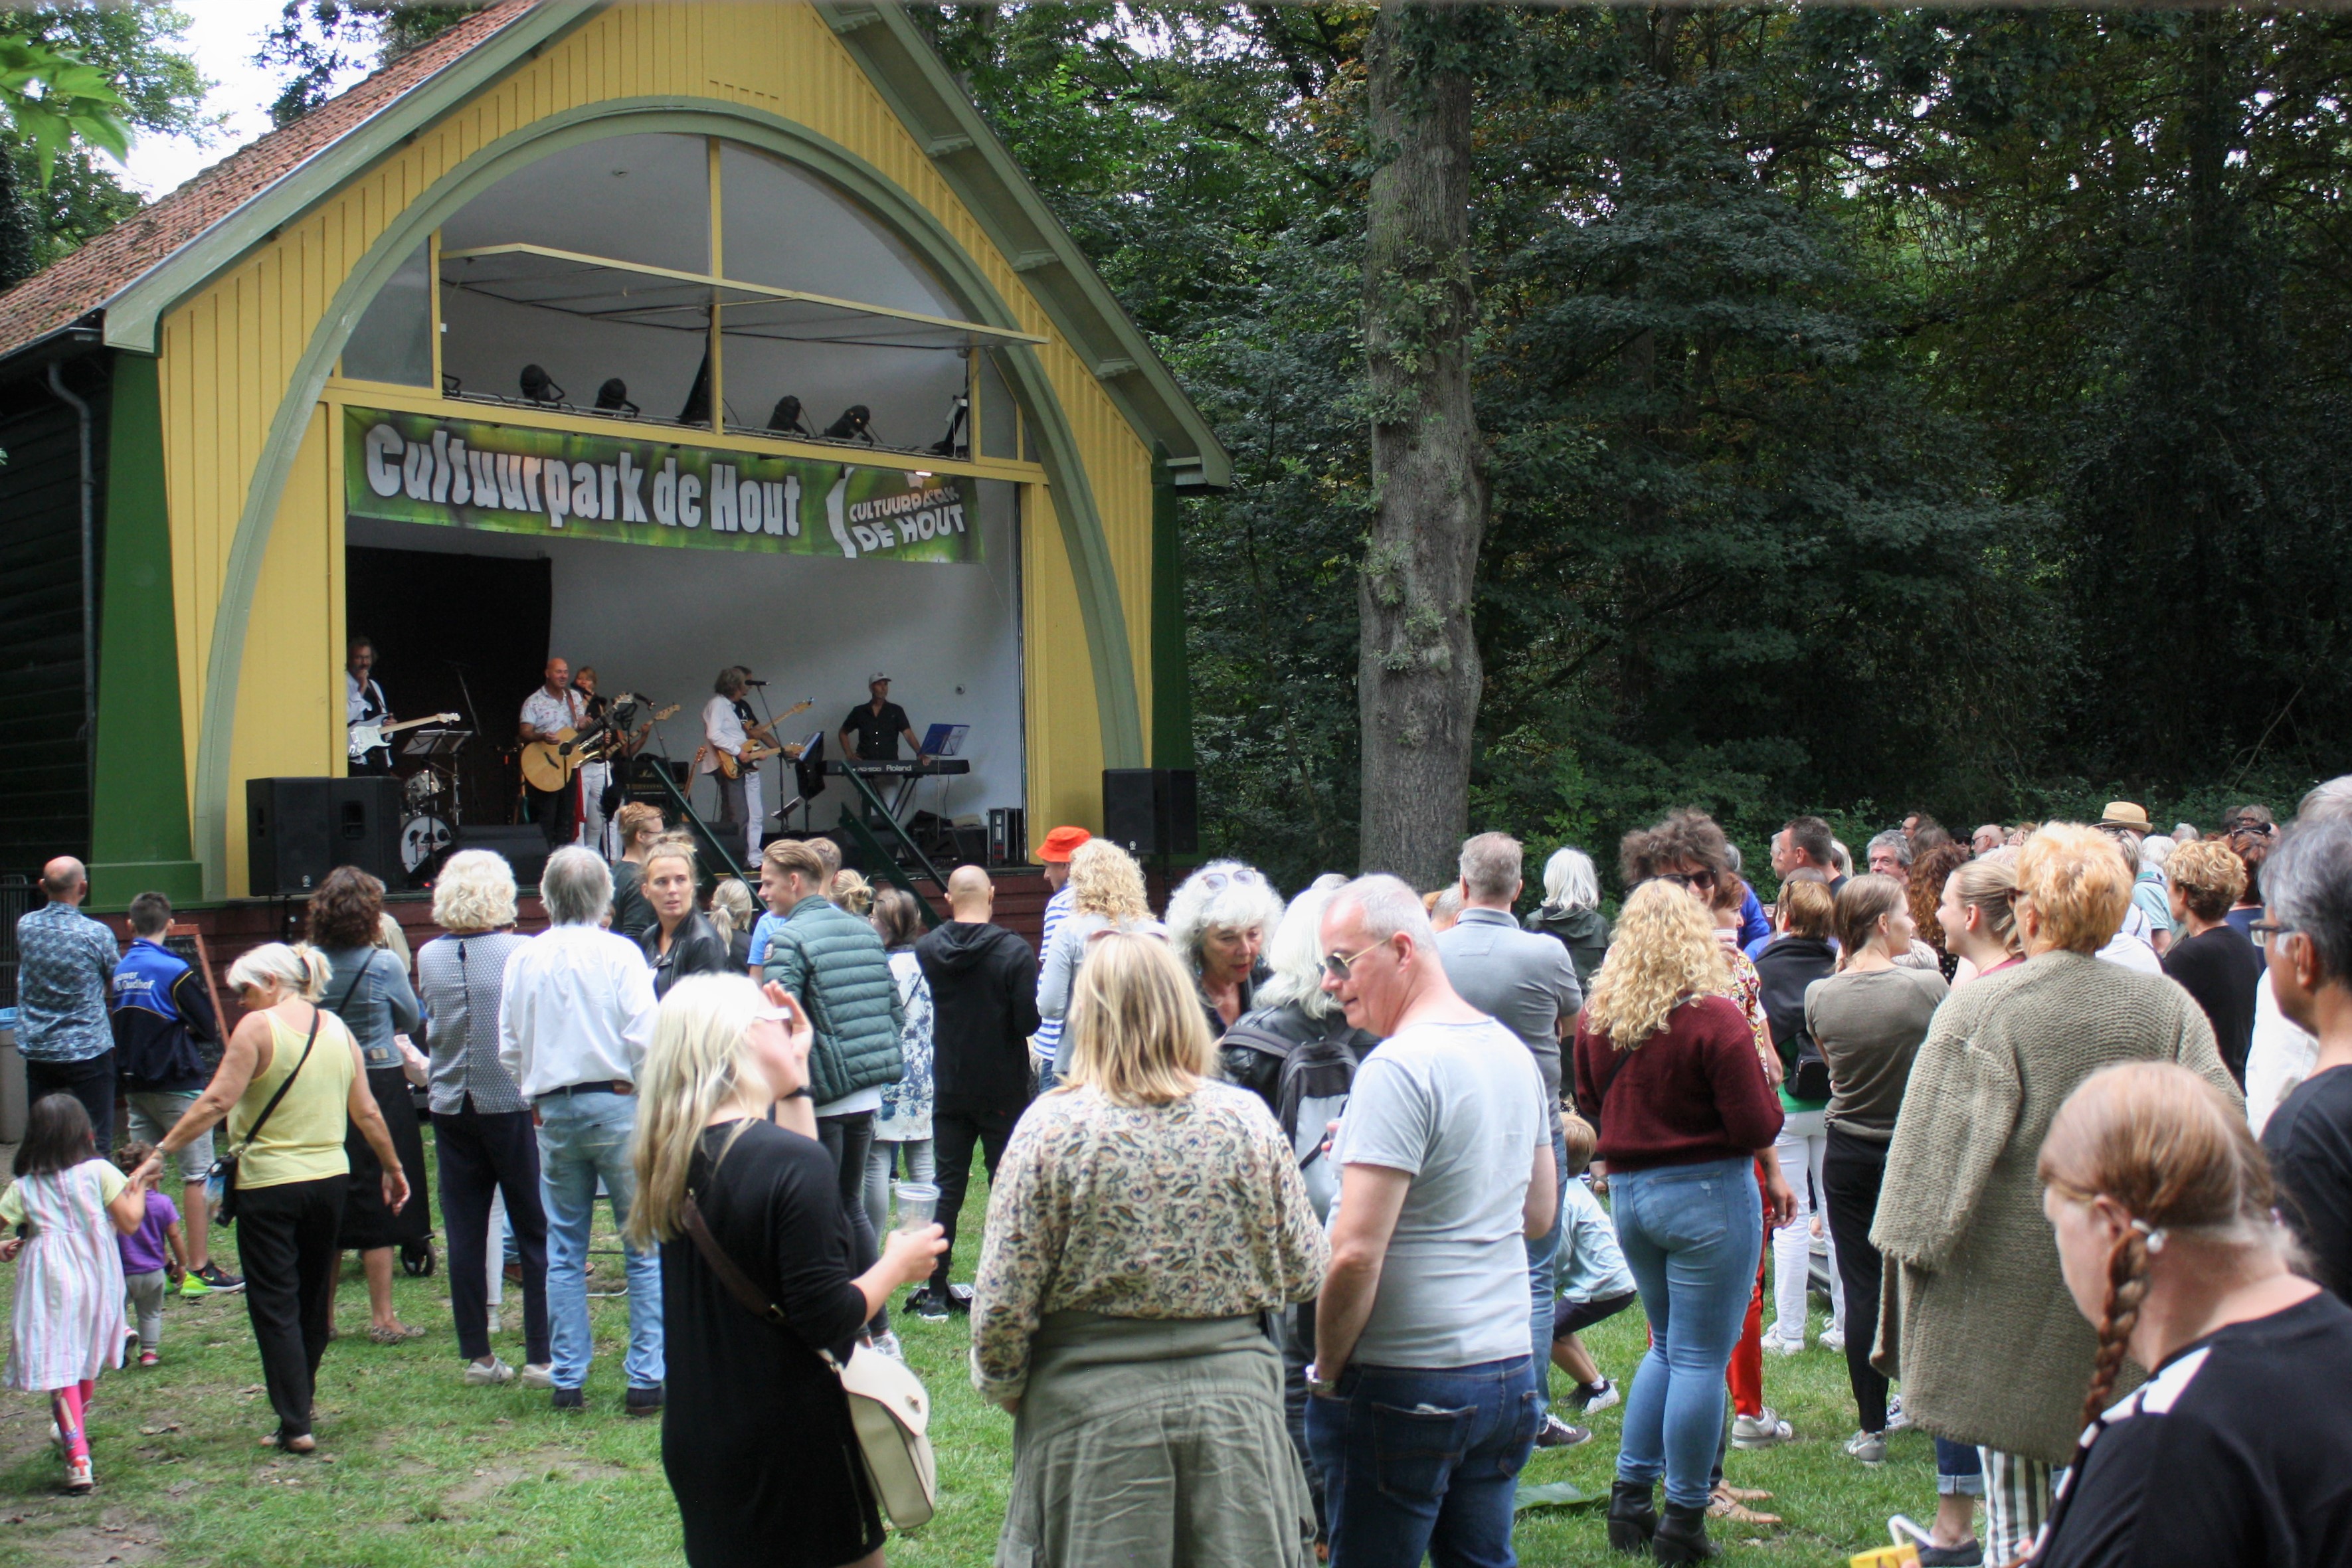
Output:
[519, 363, 565, 404]
[768, 395, 810, 436]
[824, 404, 875, 444]
[679, 348, 713, 424]
[594, 377, 638, 414]
[929, 392, 969, 458]
[441, 373, 462, 396]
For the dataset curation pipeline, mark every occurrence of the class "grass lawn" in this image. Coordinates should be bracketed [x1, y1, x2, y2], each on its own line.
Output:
[0, 1140, 1942, 1567]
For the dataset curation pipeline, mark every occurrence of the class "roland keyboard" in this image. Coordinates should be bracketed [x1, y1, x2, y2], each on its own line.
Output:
[822, 759, 972, 777]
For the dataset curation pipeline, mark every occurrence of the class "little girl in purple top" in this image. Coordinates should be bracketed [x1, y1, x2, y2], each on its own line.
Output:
[112, 1142, 187, 1367]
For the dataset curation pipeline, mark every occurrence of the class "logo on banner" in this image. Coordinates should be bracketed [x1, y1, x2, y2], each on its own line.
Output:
[343, 406, 977, 565]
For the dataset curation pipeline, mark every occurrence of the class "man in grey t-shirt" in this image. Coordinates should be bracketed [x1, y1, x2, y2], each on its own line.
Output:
[1433, 831, 1583, 1436]
[1307, 874, 1555, 1568]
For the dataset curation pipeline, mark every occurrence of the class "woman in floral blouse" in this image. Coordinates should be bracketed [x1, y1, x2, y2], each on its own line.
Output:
[972, 932, 1327, 1567]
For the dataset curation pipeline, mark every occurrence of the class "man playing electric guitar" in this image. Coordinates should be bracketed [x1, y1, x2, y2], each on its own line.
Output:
[346, 636, 394, 774]
[518, 656, 587, 850]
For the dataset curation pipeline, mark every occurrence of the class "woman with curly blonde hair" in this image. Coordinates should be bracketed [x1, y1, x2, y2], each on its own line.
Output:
[1574, 881, 1791, 1561]
[2161, 839, 2263, 1085]
[1034, 839, 1157, 1086]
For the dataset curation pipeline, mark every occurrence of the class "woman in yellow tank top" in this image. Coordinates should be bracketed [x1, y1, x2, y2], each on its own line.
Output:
[136, 942, 408, 1454]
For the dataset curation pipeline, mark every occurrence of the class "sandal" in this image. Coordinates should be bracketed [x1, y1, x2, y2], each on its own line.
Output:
[1716, 1482, 1773, 1502]
[1708, 1486, 1781, 1526]
[366, 1323, 427, 1346]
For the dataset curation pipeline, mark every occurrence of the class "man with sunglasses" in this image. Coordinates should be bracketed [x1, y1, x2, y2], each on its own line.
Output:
[1305, 875, 1558, 1568]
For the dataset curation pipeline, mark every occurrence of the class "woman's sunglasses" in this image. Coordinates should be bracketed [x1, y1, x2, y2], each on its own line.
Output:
[1653, 870, 1716, 891]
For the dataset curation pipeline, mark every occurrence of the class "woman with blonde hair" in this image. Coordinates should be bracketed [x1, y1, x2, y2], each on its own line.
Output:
[2031, 1061, 2352, 1568]
[137, 942, 405, 1452]
[707, 877, 758, 971]
[416, 851, 549, 1387]
[1573, 881, 1791, 1563]
[1872, 825, 2238, 1567]
[1033, 837, 1155, 1086]
[974, 933, 1326, 1567]
[628, 974, 943, 1568]
[1939, 849, 2023, 989]
[609, 801, 666, 944]
[638, 837, 729, 999]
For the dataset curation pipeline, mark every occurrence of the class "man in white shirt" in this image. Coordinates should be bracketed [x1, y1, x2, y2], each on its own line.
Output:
[699, 666, 759, 868]
[497, 847, 663, 1415]
[518, 657, 585, 851]
[1307, 874, 1556, 1568]
[346, 636, 394, 774]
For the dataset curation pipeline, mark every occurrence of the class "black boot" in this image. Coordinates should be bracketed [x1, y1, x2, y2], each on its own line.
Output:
[1653, 1500, 1720, 1563]
[1605, 1479, 1658, 1553]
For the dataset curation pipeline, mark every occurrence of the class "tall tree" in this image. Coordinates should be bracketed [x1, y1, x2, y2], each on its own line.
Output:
[1356, 3, 1490, 885]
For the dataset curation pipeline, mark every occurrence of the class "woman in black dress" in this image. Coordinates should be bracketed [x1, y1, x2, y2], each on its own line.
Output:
[307, 867, 433, 1342]
[628, 974, 943, 1568]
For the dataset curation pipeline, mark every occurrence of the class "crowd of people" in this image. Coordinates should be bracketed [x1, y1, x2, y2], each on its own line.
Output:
[3, 789, 2349, 1567]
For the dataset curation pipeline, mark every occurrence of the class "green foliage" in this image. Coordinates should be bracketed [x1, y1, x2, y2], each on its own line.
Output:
[0, 29, 126, 185]
[259, 1, 476, 128]
[936, 5, 2352, 891]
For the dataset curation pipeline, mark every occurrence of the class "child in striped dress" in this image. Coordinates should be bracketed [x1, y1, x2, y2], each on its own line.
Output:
[2, 1094, 153, 1493]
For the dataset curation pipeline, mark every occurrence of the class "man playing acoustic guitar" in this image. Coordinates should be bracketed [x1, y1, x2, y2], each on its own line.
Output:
[700, 667, 805, 869]
[519, 656, 587, 850]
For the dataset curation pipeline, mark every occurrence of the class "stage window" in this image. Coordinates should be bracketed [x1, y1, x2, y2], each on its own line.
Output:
[343, 241, 432, 387]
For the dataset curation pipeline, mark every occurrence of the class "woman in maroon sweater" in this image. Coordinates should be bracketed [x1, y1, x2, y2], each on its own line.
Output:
[1575, 879, 1791, 1564]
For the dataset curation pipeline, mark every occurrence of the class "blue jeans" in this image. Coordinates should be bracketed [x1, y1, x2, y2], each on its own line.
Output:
[536, 1092, 663, 1391]
[1306, 1356, 1540, 1568]
[1525, 1123, 1568, 1407]
[1611, 1156, 1762, 1509]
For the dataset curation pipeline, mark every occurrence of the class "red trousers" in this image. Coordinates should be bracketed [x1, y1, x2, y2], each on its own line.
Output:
[1726, 1159, 1769, 1418]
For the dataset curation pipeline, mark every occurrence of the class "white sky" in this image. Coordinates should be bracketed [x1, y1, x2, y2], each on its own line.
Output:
[117, 0, 373, 198]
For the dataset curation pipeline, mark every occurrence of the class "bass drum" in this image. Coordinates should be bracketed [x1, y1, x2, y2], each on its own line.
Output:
[400, 814, 454, 879]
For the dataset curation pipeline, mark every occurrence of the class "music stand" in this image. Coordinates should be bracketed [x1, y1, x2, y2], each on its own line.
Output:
[403, 727, 473, 827]
[913, 723, 968, 824]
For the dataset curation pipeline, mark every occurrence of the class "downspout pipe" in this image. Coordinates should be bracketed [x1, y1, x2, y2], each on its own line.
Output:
[46, 362, 96, 812]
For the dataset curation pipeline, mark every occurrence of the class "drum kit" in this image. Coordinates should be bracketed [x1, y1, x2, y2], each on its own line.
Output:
[395, 727, 472, 882]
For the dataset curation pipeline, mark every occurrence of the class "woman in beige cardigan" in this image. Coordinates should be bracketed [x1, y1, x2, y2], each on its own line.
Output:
[1871, 824, 2238, 1567]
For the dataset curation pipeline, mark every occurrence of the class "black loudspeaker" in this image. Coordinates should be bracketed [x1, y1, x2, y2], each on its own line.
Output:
[248, 777, 334, 895]
[949, 825, 988, 866]
[246, 777, 403, 895]
[1101, 769, 1200, 856]
[988, 807, 1027, 867]
[447, 824, 553, 887]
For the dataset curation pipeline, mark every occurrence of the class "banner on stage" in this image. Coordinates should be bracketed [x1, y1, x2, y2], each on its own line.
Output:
[344, 405, 978, 564]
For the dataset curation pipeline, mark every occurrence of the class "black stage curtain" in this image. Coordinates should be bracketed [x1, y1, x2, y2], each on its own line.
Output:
[346, 546, 550, 830]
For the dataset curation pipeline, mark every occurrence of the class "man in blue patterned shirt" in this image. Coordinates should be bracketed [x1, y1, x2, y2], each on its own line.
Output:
[15, 857, 121, 1149]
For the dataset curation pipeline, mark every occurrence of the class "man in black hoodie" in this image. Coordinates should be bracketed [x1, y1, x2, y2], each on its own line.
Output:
[910, 865, 1040, 1320]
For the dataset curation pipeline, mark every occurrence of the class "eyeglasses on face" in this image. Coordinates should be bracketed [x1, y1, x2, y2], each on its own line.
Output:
[1322, 941, 1384, 981]
[2249, 918, 2298, 943]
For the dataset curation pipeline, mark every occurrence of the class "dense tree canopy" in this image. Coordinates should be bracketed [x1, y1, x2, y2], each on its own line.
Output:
[925, 4, 2352, 887]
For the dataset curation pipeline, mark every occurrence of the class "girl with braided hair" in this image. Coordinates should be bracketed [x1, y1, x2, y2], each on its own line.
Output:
[2029, 1061, 2352, 1568]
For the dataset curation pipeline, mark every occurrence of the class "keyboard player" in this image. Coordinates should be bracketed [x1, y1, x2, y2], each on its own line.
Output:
[840, 672, 927, 765]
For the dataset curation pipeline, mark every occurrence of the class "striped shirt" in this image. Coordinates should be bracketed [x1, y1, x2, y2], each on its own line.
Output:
[1032, 883, 1075, 1061]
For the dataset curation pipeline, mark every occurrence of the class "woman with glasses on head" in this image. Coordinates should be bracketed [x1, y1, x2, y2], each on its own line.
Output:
[1166, 859, 1287, 1035]
[1574, 879, 1793, 1563]
[1872, 825, 2239, 1568]
[974, 933, 1327, 1567]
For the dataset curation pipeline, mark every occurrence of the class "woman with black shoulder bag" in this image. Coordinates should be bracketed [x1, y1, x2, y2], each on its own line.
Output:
[627, 974, 944, 1568]
[136, 942, 408, 1454]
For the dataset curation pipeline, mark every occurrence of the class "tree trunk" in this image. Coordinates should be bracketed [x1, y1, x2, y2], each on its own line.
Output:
[1356, 2, 1486, 886]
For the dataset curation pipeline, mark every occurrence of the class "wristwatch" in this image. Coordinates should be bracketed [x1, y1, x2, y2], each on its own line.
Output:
[1304, 1361, 1341, 1397]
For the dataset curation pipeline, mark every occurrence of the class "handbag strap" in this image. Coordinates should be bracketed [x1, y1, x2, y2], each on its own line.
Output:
[238, 1008, 323, 1154]
[679, 1193, 790, 1329]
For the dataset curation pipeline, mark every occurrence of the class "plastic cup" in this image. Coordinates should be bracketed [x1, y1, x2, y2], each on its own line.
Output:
[893, 1181, 939, 1234]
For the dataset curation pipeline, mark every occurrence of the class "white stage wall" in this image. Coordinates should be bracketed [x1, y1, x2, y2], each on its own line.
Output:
[347, 477, 1024, 839]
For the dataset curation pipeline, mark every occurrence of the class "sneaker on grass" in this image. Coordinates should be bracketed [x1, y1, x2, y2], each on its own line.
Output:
[463, 1357, 516, 1387]
[1820, 1325, 1848, 1353]
[1572, 1377, 1619, 1414]
[183, 1262, 243, 1296]
[1730, 1407, 1794, 1449]
[1843, 1430, 1886, 1464]
[1534, 1414, 1591, 1449]
[519, 1363, 555, 1389]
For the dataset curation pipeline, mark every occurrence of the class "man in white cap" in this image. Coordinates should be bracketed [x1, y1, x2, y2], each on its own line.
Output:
[838, 672, 925, 765]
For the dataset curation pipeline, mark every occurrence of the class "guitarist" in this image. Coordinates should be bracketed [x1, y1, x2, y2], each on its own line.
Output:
[573, 665, 615, 857]
[518, 656, 587, 849]
[701, 667, 761, 867]
[345, 637, 395, 775]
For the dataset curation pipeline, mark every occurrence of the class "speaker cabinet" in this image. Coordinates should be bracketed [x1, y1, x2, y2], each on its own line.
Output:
[987, 807, 1028, 867]
[247, 777, 334, 895]
[1101, 769, 1199, 857]
[447, 824, 552, 887]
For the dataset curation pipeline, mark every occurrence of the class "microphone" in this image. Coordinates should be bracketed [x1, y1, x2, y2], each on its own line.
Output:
[743, 679, 768, 686]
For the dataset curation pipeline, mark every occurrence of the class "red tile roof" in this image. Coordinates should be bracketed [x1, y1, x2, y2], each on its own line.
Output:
[0, 0, 537, 363]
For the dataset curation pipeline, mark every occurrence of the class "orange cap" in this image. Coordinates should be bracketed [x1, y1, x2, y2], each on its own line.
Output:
[1039, 826, 1091, 863]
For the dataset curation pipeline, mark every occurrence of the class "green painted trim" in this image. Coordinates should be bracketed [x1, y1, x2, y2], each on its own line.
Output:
[1149, 446, 1196, 770]
[190, 96, 1146, 895]
[100, 3, 602, 355]
[88, 351, 203, 911]
[814, 3, 1229, 489]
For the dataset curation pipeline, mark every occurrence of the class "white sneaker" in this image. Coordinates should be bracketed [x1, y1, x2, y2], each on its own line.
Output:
[1843, 1429, 1887, 1465]
[1732, 1407, 1795, 1449]
[869, 1330, 905, 1361]
[1576, 1378, 1621, 1415]
[463, 1357, 516, 1387]
[1886, 1393, 1912, 1431]
[1761, 1326, 1804, 1356]
[519, 1363, 555, 1389]
[1820, 1326, 1847, 1353]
